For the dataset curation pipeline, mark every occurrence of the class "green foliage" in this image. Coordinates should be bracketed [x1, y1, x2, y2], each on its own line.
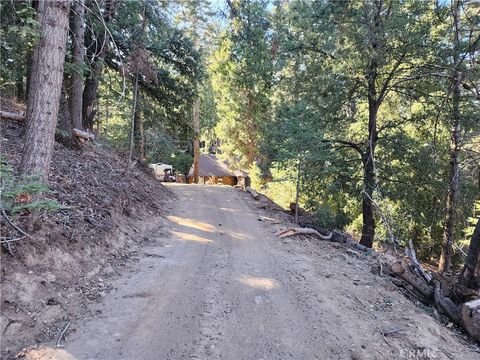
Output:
[0, 159, 59, 215]
[203, 0, 480, 263]
[0, 1, 38, 98]
[209, 0, 273, 168]
[171, 152, 193, 177]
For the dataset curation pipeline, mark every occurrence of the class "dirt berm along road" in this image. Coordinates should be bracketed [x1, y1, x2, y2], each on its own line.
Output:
[29, 184, 478, 360]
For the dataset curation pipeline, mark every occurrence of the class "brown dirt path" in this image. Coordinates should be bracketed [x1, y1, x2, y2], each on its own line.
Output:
[23, 184, 479, 360]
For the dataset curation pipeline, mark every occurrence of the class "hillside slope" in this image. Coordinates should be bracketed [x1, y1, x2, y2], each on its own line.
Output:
[1, 115, 171, 358]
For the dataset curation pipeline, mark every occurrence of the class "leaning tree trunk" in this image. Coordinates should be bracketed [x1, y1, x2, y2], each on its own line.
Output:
[19, 0, 70, 182]
[439, 0, 462, 272]
[68, 0, 85, 130]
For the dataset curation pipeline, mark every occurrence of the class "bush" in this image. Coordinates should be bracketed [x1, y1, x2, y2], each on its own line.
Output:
[171, 152, 193, 177]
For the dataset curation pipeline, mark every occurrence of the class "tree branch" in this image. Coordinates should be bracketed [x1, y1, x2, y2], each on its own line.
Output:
[321, 139, 364, 156]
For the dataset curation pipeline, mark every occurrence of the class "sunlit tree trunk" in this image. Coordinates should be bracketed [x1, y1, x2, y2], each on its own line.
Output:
[20, 0, 70, 182]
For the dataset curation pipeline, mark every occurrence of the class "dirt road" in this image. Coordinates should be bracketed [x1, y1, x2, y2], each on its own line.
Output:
[39, 184, 477, 359]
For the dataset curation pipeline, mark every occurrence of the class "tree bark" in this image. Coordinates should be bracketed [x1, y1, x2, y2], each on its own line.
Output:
[82, 0, 117, 131]
[133, 90, 145, 161]
[69, 0, 85, 130]
[359, 2, 382, 248]
[295, 159, 301, 224]
[129, 75, 139, 162]
[360, 70, 379, 248]
[439, 0, 462, 272]
[19, 0, 70, 182]
[193, 98, 200, 183]
[58, 85, 73, 135]
[460, 219, 480, 288]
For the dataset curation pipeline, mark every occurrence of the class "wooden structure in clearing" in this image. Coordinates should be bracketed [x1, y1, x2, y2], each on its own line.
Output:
[187, 154, 246, 186]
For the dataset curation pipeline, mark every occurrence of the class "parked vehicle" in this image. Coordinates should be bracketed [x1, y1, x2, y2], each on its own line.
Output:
[163, 168, 176, 182]
[149, 163, 176, 182]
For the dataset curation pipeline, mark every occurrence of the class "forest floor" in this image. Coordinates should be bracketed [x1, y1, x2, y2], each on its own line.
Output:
[12, 184, 480, 360]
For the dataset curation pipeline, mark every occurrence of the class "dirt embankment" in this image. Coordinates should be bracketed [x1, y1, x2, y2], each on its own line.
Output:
[0, 111, 170, 358]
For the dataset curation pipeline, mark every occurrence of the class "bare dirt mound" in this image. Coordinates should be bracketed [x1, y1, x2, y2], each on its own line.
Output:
[0, 111, 171, 358]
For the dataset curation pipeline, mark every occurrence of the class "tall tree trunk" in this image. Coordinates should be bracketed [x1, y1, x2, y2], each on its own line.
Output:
[19, 0, 70, 182]
[360, 37, 380, 247]
[460, 219, 480, 288]
[15, 65, 25, 101]
[69, 0, 85, 130]
[193, 98, 200, 183]
[439, 0, 462, 272]
[133, 90, 145, 161]
[25, 1, 39, 103]
[246, 93, 256, 164]
[129, 75, 139, 162]
[58, 85, 73, 135]
[294, 159, 302, 224]
[82, 0, 117, 131]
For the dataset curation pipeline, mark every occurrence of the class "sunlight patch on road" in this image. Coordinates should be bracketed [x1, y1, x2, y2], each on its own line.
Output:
[225, 230, 249, 241]
[167, 215, 217, 233]
[21, 347, 78, 360]
[171, 230, 214, 244]
[238, 275, 280, 290]
[219, 207, 242, 213]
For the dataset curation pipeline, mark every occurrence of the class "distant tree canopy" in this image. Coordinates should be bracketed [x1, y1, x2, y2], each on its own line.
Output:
[1, 0, 479, 275]
[206, 0, 479, 273]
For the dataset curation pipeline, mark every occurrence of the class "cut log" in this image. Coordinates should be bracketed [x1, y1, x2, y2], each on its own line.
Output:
[73, 128, 95, 141]
[462, 299, 480, 341]
[275, 227, 333, 240]
[0, 111, 25, 121]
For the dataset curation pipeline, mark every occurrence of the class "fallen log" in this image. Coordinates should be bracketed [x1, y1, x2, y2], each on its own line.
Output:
[331, 230, 372, 252]
[390, 261, 434, 300]
[406, 239, 432, 283]
[433, 280, 461, 322]
[462, 299, 480, 341]
[245, 186, 259, 200]
[276, 227, 333, 240]
[0, 110, 25, 121]
[73, 128, 95, 141]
